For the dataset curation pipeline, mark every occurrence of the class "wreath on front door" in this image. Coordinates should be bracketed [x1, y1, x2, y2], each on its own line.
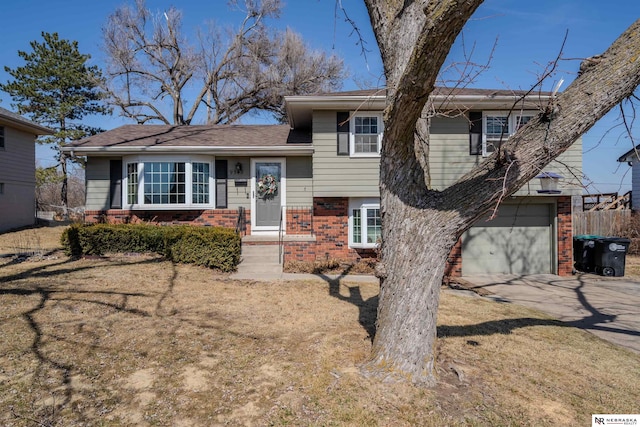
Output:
[257, 174, 278, 198]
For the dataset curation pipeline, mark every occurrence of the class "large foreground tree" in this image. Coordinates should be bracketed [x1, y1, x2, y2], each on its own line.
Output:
[102, 0, 345, 125]
[1, 32, 109, 217]
[364, 1, 640, 385]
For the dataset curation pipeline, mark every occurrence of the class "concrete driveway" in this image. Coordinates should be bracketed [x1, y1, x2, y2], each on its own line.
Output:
[458, 273, 640, 354]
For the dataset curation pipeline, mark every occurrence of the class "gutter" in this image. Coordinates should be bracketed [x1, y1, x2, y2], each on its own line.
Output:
[60, 145, 314, 156]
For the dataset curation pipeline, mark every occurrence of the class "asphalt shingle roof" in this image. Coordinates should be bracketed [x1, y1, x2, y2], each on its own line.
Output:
[67, 124, 310, 148]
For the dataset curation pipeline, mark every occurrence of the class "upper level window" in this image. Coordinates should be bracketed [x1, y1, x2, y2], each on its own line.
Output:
[124, 156, 213, 209]
[481, 111, 535, 156]
[349, 112, 383, 157]
[0, 126, 5, 149]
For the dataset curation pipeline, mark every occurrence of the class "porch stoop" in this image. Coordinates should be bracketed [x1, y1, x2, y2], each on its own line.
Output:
[232, 240, 283, 280]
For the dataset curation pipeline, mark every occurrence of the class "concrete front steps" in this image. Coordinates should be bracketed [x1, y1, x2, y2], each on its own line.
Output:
[231, 236, 283, 279]
[230, 234, 316, 280]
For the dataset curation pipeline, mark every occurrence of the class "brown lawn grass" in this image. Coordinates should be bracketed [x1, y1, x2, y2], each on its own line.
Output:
[1, 226, 639, 426]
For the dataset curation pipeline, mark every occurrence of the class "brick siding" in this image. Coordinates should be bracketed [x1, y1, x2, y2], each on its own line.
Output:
[445, 237, 463, 278]
[282, 197, 378, 264]
[556, 196, 573, 276]
[84, 209, 250, 233]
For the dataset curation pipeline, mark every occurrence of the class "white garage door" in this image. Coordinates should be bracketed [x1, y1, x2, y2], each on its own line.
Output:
[462, 203, 553, 275]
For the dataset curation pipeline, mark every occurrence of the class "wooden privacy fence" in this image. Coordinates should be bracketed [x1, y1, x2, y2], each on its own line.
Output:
[573, 210, 631, 236]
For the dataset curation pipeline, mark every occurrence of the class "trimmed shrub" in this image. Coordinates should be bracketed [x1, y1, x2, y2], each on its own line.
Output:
[166, 227, 240, 272]
[61, 224, 241, 272]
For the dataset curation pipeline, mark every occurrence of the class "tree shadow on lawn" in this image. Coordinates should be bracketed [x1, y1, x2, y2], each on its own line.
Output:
[438, 274, 640, 344]
[0, 255, 173, 425]
[315, 265, 379, 341]
[311, 266, 640, 351]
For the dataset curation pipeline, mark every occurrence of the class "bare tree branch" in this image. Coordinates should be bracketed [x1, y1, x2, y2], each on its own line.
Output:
[102, 0, 345, 125]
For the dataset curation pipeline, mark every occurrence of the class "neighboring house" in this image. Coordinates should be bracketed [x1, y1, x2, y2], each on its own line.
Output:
[63, 88, 582, 276]
[617, 147, 640, 210]
[0, 107, 53, 233]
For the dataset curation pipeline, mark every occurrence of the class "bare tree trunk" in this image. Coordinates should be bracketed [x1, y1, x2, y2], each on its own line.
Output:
[60, 152, 69, 220]
[371, 203, 462, 385]
[363, 0, 640, 385]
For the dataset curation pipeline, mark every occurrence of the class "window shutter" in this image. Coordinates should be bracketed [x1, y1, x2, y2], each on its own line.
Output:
[469, 111, 482, 155]
[109, 160, 122, 209]
[215, 159, 228, 208]
[337, 112, 349, 155]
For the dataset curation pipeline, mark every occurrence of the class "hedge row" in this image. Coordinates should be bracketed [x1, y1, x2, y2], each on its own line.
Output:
[61, 224, 241, 272]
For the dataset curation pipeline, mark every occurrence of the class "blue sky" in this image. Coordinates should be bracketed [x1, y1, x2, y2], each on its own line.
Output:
[1, 0, 638, 194]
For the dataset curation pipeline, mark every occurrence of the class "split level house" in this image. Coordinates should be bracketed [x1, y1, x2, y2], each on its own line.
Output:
[0, 107, 53, 232]
[63, 88, 582, 277]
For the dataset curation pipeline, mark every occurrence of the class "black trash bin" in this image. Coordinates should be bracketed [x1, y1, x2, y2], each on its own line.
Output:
[593, 237, 631, 277]
[573, 235, 600, 272]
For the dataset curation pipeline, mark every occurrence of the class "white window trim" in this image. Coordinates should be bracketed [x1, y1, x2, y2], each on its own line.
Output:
[482, 111, 536, 157]
[349, 111, 383, 158]
[122, 155, 215, 210]
[348, 198, 381, 249]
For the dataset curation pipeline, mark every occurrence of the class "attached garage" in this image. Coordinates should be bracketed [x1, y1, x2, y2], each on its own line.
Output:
[461, 201, 555, 275]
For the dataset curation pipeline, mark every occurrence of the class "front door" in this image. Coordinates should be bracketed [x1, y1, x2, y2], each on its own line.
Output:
[251, 159, 285, 232]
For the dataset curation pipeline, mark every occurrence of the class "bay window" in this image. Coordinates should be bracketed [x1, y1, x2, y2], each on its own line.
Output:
[124, 156, 213, 208]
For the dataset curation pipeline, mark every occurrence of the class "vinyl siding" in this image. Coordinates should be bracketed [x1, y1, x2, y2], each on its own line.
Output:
[218, 157, 250, 210]
[632, 160, 640, 210]
[0, 181, 36, 231]
[85, 155, 310, 211]
[85, 157, 113, 210]
[312, 111, 380, 197]
[0, 126, 36, 231]
[0, 127, 35, 186]
[428, 116, 482, 189]
[429, 115, 583, 195]
[222, 156, 312, 209]
[286, 156, 313, 206]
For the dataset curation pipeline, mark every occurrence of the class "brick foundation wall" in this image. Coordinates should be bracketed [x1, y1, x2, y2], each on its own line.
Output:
[84, 209, 250, 233]
[282, 197, 379, 264]
[285, 207, 313, 235]
[283, 241, 316, 262]
[557, 196, 573, 276]
[312, 197, 351, 260]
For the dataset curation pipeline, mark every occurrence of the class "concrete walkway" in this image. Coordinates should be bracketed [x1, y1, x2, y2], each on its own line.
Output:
[458, 273, 640, 354]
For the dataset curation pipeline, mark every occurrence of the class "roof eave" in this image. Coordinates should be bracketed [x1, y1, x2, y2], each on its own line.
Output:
[284, 93, 552, 128]
[61, 145, 314, 156]
[0, 115, 54, 135]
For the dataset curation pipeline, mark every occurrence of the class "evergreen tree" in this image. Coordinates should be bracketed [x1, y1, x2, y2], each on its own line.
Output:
[1, 32, 110, 216]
